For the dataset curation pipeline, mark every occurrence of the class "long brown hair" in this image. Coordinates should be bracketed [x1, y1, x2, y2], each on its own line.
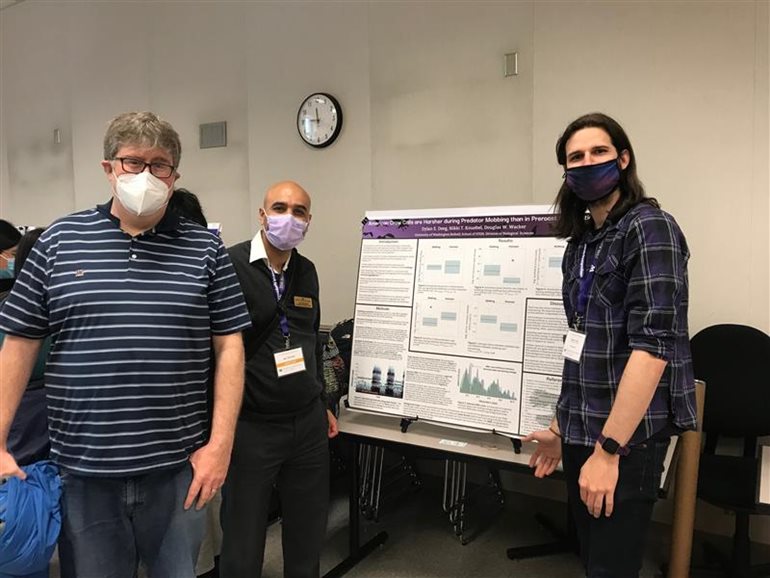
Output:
[552, 113, 657, 239]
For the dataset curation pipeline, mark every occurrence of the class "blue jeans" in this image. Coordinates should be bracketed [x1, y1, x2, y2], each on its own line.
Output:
[58, 463, 205, 578]
[562, 439, 670, 578]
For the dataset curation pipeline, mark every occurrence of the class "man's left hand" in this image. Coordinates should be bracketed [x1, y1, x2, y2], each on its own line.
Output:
[327, 409, 339, 439]
[184, 442, 230, 511]
[578, 446, 620, 518]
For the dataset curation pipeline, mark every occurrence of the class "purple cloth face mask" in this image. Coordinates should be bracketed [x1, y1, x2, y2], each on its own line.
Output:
[564, 158, 621, 202]
[265, 214, 308, 251]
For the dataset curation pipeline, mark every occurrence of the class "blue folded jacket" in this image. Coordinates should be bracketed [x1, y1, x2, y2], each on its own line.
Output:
[0, 461, 62, 576]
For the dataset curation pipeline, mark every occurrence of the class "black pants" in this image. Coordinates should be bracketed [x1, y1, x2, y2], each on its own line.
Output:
[220, 401, 330, 578]
[562, 439, 670, 578]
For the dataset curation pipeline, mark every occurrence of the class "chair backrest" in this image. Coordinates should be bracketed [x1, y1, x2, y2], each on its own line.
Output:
[690, 324, 770, 439]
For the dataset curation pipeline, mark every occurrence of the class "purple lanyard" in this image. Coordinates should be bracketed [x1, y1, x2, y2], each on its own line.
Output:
[574, 240, 604, 329]
[269, 268, 291, 348]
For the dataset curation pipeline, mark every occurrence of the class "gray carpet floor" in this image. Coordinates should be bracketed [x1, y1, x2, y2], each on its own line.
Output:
[48, 468, 769, 577]
[265, 476, 670, 578]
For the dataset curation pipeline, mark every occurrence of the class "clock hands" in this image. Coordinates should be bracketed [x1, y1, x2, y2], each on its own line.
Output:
[298, 93, 341, 147]
[303, 108, 321, 124]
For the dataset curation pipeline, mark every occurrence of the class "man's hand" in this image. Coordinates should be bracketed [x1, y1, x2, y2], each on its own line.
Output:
[184, 442, 230, 511]
[0, 449, 25, 480]
[579, 445, 620, 518]
[522, 429, 562, 478]
[327, 409, 339, 439]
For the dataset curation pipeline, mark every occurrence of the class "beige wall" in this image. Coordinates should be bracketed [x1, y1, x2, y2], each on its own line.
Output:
[2, 1, 766, 331]
[369, 1, 534, 210]
[244, 2, 373, 317]
[2, 0, 769, 541]
[532, 0, 769, 336]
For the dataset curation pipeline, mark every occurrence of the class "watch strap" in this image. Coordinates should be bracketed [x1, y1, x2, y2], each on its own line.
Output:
[597, 433, 630, 456]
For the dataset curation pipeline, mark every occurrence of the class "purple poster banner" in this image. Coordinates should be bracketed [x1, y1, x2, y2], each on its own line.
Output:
[361, 213, 556, 240]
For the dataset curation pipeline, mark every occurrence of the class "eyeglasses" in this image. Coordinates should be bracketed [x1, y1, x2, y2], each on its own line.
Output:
[114, 157, 175, 179]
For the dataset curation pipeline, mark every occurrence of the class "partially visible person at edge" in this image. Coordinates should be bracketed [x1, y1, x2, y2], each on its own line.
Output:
[167, 186, 223, 578]
[169, 188, 207, 229]
[0, 219, 22, 294]
[220, 180, 338, 578]
[1, 227, 51, 469]
[524, 112, 697, 578]
[0, 111, 252, 578]
[0, 226, 54, 578]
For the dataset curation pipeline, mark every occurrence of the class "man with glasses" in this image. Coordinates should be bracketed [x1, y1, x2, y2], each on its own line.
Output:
[0, 111, 252, 578]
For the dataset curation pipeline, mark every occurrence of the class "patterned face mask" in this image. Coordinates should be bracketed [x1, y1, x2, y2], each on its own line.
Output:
[564, 158, 621, 202]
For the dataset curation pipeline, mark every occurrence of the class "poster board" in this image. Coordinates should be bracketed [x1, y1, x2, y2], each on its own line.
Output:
[346, 205, 569, 438]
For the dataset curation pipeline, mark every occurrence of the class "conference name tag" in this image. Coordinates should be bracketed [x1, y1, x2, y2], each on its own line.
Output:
[294, 296, 313, 308]
[274, 347, 306, 377]
[562, 329, 586, 363]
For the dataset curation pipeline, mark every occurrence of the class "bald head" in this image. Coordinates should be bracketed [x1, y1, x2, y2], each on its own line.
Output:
[263, 180, 311, 213]
[259, 180, 312, 237]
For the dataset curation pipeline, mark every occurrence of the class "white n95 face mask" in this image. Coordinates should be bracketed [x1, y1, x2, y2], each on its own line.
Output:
[114, 172, 171, 216]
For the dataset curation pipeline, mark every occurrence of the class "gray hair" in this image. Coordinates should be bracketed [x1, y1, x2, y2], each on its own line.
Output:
[103, 111, 182, 167]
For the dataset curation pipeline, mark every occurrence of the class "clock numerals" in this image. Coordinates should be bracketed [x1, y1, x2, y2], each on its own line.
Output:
[297, 93, 342, 148]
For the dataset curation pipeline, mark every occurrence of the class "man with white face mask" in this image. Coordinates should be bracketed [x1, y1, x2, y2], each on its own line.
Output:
[0, 112, 252, 578]
[221, 181, 338, 578]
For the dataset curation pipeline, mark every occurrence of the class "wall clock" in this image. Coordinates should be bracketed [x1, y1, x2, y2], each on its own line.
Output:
[296, 93, 343, 148]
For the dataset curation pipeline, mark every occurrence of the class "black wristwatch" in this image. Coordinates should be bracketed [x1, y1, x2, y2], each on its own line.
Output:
[597, 433, 630, 456]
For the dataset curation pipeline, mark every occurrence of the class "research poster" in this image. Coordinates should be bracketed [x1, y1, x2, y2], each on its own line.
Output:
[347, 206, 569, 438]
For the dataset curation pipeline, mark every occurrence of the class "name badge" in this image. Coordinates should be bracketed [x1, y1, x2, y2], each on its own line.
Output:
[274, 347, 306, 377]
[562, 329, 586, 363]
[293, 296, 313, 309]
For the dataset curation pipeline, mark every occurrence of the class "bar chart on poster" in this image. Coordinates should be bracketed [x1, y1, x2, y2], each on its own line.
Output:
[347, 206, 569, 438]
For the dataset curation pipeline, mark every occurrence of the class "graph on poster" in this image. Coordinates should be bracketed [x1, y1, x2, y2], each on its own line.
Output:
[348, 206, 569, 437]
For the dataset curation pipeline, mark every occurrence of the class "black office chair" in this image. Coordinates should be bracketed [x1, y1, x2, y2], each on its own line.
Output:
[691, 324, 770, 578]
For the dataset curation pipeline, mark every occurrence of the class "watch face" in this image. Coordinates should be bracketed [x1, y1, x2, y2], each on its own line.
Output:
[601, 437, 621, 454]
[296, 93, 343, 148]
[598, 434, 629, 456]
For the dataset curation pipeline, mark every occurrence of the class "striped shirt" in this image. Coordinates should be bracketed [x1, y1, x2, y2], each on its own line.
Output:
[557, 203, 698, 448]
[0, 201, 251, 476]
